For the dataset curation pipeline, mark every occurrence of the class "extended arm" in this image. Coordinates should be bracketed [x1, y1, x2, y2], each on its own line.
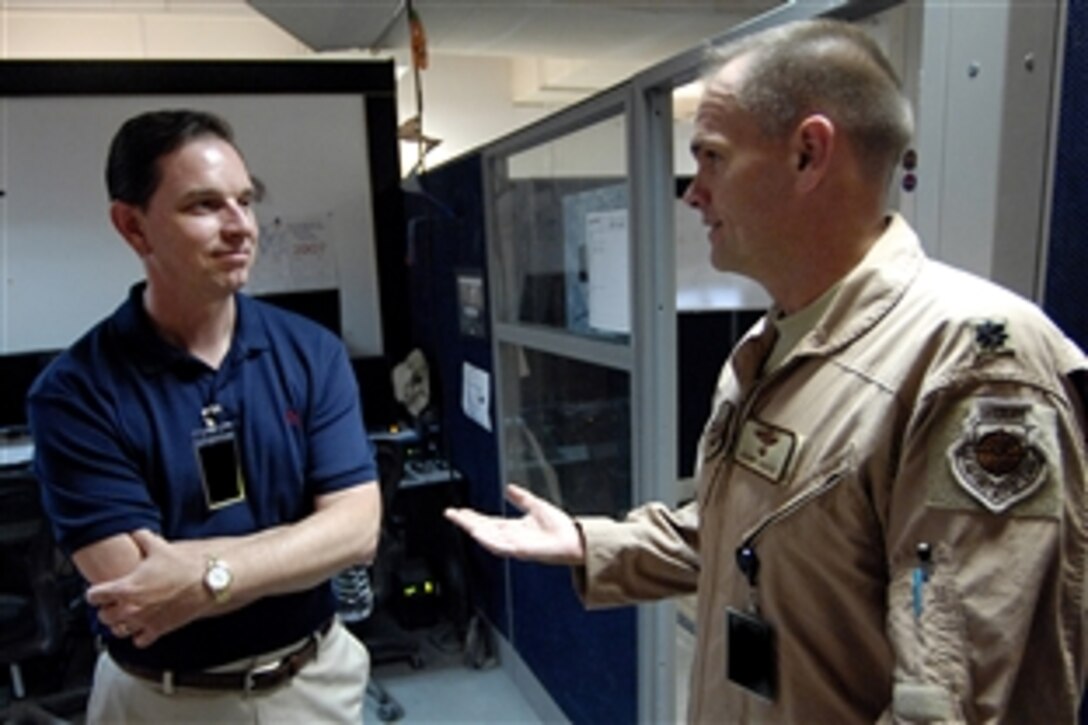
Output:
[447, 483, 702, 606]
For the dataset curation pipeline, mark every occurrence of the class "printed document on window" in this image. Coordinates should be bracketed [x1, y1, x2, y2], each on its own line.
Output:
[585, 209, 630, 334]
[462, 362, 492, 432]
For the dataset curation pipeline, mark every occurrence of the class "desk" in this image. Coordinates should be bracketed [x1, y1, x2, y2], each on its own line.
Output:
[0, 435, 33, 469]
[391, 457, 469, 632]
[370, 427, 458, 488]
[0, 464, 41, 542]
[0, 464, 92, 713]
[402, 458, 462, 489]
[368, 429, 471, 632]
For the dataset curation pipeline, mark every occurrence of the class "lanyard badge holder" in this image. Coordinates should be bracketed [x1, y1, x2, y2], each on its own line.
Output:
[193, 403, 246, 510]
[726, 543, 776, 701]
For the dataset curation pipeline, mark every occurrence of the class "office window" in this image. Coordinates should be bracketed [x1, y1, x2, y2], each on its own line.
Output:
[491, 115, 630, 342]
[499, 343, 632, 517]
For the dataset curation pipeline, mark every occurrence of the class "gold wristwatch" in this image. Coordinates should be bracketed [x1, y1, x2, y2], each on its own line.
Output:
[203, 556, 233, 603]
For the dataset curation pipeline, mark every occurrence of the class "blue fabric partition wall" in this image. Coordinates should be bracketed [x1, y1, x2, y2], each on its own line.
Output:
[404, 156, 637, 725]
[403, 156, 508, 636]
[1045, 0, 1088, 351]
[1044, 7, 1088, 720]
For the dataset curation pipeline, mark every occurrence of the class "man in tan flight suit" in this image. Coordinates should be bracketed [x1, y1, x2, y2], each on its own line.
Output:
[446, 18, 1088, 722]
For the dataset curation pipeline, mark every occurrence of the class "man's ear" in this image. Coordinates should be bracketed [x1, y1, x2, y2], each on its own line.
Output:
[792, 114, 834, 193]
[109, 201, 151, 257]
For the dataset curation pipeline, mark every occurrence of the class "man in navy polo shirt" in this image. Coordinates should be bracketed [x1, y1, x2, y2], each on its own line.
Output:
[28, 110, 380, 723]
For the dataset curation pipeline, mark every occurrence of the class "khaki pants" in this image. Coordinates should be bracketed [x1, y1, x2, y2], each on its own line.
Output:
[87, 619, 370, 724]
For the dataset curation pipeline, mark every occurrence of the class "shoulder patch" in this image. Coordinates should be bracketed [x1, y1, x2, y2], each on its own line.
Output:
[945, 399, 1048, 514]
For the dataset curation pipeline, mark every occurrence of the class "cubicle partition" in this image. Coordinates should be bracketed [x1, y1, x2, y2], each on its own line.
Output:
[402, 155, 509, 637]
[405, 130, 639, 725]
[1044, 0, 1088, 350]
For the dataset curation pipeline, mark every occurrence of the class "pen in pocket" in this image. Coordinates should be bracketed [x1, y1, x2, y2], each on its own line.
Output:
[912, 542, 932, 619]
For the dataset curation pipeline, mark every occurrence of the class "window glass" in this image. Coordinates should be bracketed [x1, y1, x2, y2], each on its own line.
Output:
[492, 114, 630, 342]
[499, 343, 632, 517]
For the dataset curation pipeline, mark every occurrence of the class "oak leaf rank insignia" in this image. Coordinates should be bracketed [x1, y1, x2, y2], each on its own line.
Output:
[973, 318, 1011, 356]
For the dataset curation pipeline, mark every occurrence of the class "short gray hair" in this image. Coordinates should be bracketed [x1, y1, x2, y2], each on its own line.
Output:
[709, 19, 914, 186]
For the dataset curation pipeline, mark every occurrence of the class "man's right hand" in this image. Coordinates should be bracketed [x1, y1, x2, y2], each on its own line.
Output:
[444, 483, 585, 565]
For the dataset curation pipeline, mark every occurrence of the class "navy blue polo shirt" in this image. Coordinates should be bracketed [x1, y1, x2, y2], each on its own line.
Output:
[28, 283, 377, 670]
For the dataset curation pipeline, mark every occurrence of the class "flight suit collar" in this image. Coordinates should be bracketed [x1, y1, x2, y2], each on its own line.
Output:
[790, 213, 925, 361]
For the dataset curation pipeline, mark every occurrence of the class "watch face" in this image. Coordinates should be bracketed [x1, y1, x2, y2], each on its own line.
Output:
[208, 566, 231, 589]
[205, 559, 233, 602]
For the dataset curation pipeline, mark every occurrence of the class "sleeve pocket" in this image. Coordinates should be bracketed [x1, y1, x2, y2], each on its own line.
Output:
[886, 547, 970, 722]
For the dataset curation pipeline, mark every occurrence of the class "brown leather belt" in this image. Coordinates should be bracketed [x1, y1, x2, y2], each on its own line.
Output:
[115, 618, 333, 693]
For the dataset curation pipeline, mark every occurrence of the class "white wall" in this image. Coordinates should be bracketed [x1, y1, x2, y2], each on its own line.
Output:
[0, 5, 570, 177]
[908, 0, 1061, 299]
[0, 6, 308, 58]
[395, 53, 556, 174]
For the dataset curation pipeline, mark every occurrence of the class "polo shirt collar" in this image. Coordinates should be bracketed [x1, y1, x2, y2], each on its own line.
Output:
[113, 282, 271, 375]
[232, 293, 272, 358]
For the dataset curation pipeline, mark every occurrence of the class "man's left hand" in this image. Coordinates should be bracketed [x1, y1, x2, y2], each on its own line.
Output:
[85, 529, 210, 648]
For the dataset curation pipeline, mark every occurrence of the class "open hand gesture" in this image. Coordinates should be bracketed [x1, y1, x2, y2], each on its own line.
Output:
[444, 484, 585, 565]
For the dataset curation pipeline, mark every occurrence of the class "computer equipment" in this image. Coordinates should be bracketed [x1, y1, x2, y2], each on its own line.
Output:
[254, 289, 342, 338]
[0, 349, 59, 436]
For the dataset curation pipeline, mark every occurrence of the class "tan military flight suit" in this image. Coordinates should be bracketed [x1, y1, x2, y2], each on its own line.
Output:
[577, 214, 1088, 722]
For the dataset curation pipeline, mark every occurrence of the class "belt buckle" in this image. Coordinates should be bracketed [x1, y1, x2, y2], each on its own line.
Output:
[243, 658, 282, 693]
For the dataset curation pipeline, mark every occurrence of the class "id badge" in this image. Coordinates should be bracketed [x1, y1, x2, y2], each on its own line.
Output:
[727, 606, 776, 701]
[192, 422, 246, 510]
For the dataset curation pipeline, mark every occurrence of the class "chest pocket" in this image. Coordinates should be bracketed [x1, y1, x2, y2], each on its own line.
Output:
[738, 447, 857, 547]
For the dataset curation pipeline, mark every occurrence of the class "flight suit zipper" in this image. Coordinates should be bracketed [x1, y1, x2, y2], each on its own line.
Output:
[735, 466, 848, 613]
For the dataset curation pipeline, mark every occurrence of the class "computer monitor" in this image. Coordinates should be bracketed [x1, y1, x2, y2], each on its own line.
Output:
[0, 349, 60, 433]
[352, 355, 400, 432]
[254, 289, 342, 338]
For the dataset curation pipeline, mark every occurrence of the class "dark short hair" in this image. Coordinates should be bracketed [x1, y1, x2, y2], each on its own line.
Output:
[105, 110, 237, 207]
[709, 19, 914, 187]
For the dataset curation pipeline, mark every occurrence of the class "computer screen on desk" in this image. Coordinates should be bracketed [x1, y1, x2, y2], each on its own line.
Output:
[352, 355, 400, 433]
[0, 436, 34, 468]
[0, 349, 60, 434]
[255, 289, 342, 338]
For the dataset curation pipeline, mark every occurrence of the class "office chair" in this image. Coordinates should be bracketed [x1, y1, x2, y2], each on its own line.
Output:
[0, 467, 64, 710]
[337, 440, 423, 722]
